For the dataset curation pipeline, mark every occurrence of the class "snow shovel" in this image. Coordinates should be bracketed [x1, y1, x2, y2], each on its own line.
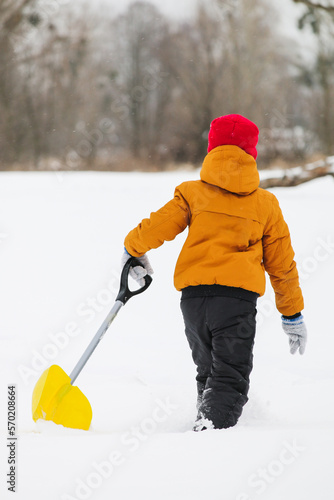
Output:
[32, 257, 152, 431]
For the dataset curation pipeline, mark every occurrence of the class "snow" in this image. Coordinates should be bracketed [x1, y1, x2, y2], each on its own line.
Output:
[1, 169, 334, 499]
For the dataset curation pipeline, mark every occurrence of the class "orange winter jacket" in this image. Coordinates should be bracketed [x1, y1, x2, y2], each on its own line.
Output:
[124, 145, 304, 316]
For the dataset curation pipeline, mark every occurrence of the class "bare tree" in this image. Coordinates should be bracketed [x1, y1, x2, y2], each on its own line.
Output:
[164, 4, 229, 162]
[165, 0, 298, 164]
[0, 0, 331, 170]
[297, 2, 334, 155]
[0, 0, 34, 35]
[293, 0, 334, 13]
[110, 2, 171, 161]
[0, 0, 36, 164]
[0, 1, 102, 167]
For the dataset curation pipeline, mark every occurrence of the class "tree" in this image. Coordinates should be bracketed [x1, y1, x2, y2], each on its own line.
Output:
[164, 6, 225, 162]
[293, 0, 334, 14]
[296, 1, 334, 154]
[0, 1, 103, 167]
[110, 2, 171, 161]
[0, 0, 36, 164]
[0, 0, 330, 170]
[165, 0, 298, 164]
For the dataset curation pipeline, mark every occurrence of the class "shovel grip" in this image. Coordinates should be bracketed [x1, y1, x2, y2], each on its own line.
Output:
[116, 257, 152, 305]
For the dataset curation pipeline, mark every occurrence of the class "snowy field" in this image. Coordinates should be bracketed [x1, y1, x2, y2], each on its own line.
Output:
[1, 169, 334, 500]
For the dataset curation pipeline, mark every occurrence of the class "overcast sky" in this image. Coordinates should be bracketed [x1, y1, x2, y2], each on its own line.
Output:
[96, 0, 306, 37]
[92, 0, 315, 54]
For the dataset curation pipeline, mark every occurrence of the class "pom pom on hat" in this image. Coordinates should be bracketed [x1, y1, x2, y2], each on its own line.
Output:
[208, 114, 259, 159]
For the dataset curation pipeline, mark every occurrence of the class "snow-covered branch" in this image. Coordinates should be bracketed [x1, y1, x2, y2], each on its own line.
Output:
[260, 156, 334, 188]
[293, 0, 334, 13]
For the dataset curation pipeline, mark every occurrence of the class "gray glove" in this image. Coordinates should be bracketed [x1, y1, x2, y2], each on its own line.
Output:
[121, 249, 154, 287]
[281, 314, 307, 355]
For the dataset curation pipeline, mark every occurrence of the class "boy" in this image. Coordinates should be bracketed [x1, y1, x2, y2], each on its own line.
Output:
[122, 114, 307, 430]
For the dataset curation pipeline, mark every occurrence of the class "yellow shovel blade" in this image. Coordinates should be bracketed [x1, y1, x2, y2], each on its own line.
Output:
[32, 365, 92, 431]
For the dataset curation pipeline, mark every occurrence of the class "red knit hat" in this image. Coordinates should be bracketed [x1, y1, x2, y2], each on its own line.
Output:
[207, 114, 259, 159]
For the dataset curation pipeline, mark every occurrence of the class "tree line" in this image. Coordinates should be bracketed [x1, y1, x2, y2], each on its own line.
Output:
[0, 0, 333, 171]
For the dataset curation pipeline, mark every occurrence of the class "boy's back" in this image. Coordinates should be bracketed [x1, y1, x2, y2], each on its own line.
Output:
[125, 144, 304, 316]
[122, 114, 306, 430]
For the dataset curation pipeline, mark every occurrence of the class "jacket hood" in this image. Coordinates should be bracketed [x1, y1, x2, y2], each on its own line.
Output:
[200, 145, 260, 195]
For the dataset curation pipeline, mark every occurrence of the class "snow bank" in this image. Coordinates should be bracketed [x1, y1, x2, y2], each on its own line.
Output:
[1, 170, 333, 499]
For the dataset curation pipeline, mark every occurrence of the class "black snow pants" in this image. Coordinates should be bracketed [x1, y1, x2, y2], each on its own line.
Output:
[181, 287, 257, 429]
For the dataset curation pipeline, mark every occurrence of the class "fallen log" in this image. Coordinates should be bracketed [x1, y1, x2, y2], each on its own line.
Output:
[260, 157, 334, 189]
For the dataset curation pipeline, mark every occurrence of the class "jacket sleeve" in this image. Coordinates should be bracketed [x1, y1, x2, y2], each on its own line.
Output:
[124, 184, 190, 257]
[262, 195, 304, 316]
